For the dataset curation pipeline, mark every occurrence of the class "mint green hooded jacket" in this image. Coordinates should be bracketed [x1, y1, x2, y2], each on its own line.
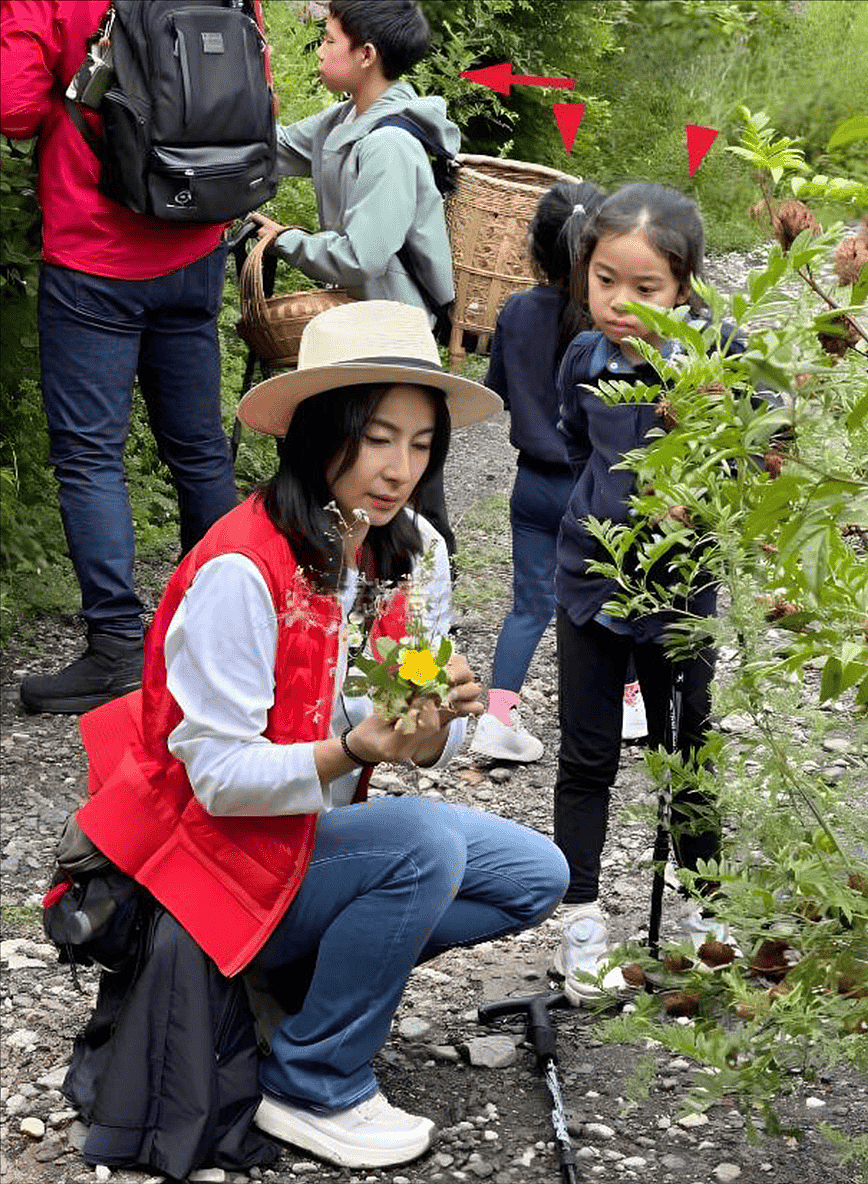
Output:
[274, 81, 459, 310]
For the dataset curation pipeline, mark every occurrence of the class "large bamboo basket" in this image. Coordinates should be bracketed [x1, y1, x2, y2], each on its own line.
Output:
[445, 155, 576, 371]
[236, 227, 354, 368]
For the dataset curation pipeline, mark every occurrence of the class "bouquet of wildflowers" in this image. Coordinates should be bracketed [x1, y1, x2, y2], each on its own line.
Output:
[341, 538, 453, 733]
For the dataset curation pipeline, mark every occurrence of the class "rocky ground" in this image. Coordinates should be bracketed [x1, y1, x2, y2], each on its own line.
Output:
[2, 250, 867, 1184]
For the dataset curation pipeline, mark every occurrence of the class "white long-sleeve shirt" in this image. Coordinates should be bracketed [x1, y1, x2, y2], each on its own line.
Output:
[164, 518, 465, 818]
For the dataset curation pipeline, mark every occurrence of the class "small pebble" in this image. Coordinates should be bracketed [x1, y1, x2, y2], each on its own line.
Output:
[678, 1111, 709, 1127]
[583, 1122, 615, 1140]
[713, 1165, 742, 1182]
[19, 1116, 45, 1139]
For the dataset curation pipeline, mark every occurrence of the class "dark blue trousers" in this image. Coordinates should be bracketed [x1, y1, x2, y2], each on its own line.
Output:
[37, 248, 237, 638]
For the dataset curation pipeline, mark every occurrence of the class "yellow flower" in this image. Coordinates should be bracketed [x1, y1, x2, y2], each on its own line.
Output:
[399, 648, 439, 686]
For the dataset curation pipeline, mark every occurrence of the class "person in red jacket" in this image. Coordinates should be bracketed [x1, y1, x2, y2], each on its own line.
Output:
[1, 0, 248, 713]
[75, 301, 570, 1170]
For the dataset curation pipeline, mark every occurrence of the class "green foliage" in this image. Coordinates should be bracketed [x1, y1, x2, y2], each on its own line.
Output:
[577, 114, 868, 1156]
[412, 0, 622, 169]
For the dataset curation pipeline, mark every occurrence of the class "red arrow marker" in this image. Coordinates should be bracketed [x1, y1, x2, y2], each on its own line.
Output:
[460, 62, 575, 97]
[553, 103, 586, 154]
[686, 125, 719, 177]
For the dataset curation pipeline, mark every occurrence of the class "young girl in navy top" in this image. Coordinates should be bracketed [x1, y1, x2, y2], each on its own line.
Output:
[553, 183, 733, 1004]
[470, 180, 609, 762]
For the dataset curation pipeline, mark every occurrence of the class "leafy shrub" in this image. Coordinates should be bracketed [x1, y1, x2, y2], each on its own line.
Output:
[580, 112, 867, 1168]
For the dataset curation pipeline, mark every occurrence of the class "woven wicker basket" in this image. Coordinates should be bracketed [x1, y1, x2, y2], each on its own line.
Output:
[445, 155, 576, 371]
[236, 227, 354, 367]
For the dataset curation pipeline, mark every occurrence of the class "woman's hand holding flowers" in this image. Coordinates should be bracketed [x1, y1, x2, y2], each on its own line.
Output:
[344, 650, 482, 768]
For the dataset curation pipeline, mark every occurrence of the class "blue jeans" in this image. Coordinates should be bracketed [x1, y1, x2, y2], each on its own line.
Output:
[37, 250, 237, 639]
[253, 798, 569, 1111]
[491, 463, 575, 691]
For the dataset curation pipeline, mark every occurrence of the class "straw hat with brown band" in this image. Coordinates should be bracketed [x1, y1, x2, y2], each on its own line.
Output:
[236, 300, 503, 436]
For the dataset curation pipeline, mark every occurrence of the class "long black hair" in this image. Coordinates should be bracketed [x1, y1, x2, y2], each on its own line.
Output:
[570, 182, 706, 326]
[527, 179, 606, 356]
[260, 382, 451, 592]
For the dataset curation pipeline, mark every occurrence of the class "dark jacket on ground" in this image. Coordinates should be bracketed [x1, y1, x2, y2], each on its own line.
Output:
[63, 907, 279, 1181]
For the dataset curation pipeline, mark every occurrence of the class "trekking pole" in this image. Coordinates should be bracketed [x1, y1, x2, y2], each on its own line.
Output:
[647, 667, 683, 960]
[478, 991, 582, 1184]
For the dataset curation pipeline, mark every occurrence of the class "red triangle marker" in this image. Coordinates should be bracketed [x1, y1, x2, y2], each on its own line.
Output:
[553, 103, 586, 154]
[686, 125, 718, 177]
[460, 62, 575, 97]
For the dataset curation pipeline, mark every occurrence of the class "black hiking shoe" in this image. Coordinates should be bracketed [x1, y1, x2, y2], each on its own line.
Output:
[20, 633, 144, 714]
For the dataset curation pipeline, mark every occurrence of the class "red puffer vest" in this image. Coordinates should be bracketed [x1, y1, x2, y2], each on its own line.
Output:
[76, 495, 408, 976]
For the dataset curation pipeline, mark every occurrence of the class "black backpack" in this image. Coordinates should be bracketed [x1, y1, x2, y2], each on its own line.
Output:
[65, 0, 277, 224]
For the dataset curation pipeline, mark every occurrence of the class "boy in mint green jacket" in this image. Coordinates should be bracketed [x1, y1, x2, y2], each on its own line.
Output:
[252, 0, 457, 318]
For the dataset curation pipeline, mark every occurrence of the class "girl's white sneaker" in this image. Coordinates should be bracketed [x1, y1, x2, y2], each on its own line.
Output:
[469, 711, 544, 763]
[622, 681, 648, 741]
[553, 903, 636, 1007]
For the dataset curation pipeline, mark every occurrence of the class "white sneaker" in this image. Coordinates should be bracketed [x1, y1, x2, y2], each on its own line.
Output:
[677, 902, 731, 952]
[553, 903, 635, 1007]
[622, 681, 648, 741]
[469, 711, 544, 763]
[254, 1090, 436, 1169]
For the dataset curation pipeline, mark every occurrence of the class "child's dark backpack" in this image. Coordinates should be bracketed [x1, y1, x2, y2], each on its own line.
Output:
[65, 0, 277, 224]
[372, 113, 457, 343]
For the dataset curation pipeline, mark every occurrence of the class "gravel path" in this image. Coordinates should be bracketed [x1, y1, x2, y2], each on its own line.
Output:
[2, 249, 866, 1184]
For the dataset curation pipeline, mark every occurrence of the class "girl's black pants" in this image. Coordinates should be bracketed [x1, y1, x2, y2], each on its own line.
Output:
[555, 609, 721, 904]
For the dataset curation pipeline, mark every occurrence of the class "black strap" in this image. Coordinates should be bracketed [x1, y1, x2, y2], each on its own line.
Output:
[372, 113, 456, 197]
[372, 114, 455, 334]
[64, 96, 105, 161]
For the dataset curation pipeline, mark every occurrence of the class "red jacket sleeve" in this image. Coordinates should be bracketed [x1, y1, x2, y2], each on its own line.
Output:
[0, 0, 64, 139]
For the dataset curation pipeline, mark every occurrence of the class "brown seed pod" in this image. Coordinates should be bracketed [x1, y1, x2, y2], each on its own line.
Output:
[765, 597, 800, 622]
[751, 939, 791, 982]
[769, 979, 791, 999]
[664, 953, 694, 973]
[772, 200, 821, 252]
[762, 450, 785, 479]
[655, 397, 678, 431]
[668, 505, 694, 528]
[699, 940, 736, 968]
[833, 230, 868, 287]
[759, 542, 780, 555]
[848, 872, 868, 896]
[664, 990, 703, 1017]
[622, 963, 647, 987]
[735, 1001, 756, 1020]
[700, 382, 726, 397]
[818, 314, 860, 357]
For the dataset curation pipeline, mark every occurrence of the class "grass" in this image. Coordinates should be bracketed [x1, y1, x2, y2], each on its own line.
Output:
[1, 903, 43, 938]
[452, 491, 512, 613]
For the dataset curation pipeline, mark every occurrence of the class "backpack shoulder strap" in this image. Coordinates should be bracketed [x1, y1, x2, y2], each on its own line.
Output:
[371, 113, 456, 198]
[64, 96, 106, 161]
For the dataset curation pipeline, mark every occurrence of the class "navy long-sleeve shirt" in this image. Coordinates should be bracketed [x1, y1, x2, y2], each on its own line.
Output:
[484, 286, 572, 469]
[555, 329, 752, 631]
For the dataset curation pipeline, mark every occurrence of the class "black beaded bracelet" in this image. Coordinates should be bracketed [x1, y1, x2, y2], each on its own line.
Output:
[340, 726, 372, 767]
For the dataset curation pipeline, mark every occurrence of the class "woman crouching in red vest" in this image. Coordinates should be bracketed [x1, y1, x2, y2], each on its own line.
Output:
[74, 300, 570, 1171]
